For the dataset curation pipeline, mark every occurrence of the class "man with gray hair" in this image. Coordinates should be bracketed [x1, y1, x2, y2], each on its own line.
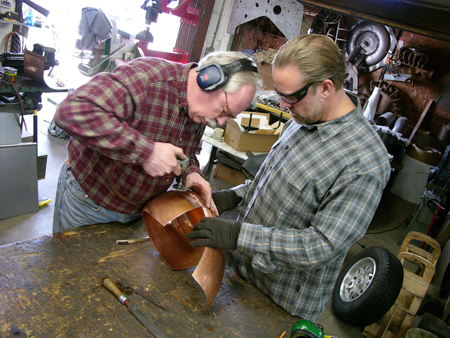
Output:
[188, 35, 391, 321]
[53, 51, 262, 233]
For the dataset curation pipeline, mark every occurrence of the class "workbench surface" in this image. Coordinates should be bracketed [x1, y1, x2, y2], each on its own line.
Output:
[0, 221, 298, 337]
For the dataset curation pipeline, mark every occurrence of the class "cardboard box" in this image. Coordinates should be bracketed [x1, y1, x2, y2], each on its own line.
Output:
[240, 112, 270, 129]
[224, 118, 279, 152]
[259, 62, 274, 91]
[213, 164, 247, 185]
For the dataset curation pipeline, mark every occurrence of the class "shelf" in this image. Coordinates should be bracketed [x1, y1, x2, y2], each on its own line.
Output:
[0, 19, 25, 26]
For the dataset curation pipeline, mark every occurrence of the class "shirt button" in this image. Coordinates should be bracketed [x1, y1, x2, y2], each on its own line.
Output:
[285, 145, 289, 150]
[180, 138, 183, 141]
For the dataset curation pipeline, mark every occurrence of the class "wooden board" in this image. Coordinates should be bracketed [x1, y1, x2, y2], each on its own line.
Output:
[0, 222, 297, 337]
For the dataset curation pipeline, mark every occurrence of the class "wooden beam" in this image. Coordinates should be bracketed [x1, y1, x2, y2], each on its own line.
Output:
[409, 99, 434, 142]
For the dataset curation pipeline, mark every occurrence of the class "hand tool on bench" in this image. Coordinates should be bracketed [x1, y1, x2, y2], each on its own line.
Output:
[103, 277, 167, 338]
[116, 236, 150, 245]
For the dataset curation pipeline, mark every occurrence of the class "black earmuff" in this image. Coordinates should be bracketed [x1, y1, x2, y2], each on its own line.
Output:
[196, 58, 258, 91]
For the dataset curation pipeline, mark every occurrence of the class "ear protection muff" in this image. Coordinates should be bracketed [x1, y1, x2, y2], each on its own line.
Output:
[196, 58, 258, 91]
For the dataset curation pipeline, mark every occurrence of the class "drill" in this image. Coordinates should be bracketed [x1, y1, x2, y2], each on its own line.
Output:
[173, 158, 189, 190]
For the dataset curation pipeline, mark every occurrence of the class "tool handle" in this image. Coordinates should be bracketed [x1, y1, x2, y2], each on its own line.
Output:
[116, 237, 150, 245]
[103, 277, 127, 304]
[177, 158, 189, 170]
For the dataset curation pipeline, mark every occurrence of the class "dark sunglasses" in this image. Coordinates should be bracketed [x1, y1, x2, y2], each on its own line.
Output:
[276, 81, 316, 104]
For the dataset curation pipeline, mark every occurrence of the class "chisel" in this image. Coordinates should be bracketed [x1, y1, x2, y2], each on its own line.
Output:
[103, 277, 167, 338]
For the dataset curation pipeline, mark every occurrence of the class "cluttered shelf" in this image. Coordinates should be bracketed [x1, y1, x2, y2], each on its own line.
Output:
[0, 74, 67, 93]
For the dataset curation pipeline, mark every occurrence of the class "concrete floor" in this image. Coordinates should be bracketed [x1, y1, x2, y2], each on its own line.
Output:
[0, 93, 421, 337]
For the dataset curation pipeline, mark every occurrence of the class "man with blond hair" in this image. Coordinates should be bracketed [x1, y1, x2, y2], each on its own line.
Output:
[188, 35, 391, 321]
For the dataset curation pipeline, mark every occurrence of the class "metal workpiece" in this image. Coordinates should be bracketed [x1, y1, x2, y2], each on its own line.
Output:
[142, 190, 225, 310]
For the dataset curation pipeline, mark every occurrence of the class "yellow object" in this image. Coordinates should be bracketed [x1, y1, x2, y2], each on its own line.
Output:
[38, 199, 52, 207]
[279, 331, 286, 338]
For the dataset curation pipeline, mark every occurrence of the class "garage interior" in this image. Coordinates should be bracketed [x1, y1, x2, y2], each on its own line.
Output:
[1, 0, 450, 337]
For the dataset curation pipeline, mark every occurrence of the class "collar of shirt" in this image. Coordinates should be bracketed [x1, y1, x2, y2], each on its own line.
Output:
[179, 62, 198, 115]
[299, 93, 361, 143]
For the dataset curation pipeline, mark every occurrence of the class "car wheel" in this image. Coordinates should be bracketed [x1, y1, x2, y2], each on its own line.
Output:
[332, 246, 404, 327]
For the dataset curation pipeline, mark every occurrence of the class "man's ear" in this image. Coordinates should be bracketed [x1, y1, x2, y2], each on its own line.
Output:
[320, 79, 334, 97]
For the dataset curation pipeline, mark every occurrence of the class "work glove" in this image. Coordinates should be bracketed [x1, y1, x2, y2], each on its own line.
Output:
[212, 189, 242, 215]
[187, 217, 242, 250]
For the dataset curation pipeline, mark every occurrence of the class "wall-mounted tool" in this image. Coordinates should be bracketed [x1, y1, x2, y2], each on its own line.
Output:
[103, 277, 167, 338]
[172, 158, 189, 190]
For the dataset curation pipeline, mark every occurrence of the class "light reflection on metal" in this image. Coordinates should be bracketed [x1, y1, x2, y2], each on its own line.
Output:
[142, 190, 225, 309]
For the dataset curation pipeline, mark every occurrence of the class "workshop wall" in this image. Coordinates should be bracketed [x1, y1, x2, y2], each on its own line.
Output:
[229, 8, 450, 151]
[359, 31, 450, 140]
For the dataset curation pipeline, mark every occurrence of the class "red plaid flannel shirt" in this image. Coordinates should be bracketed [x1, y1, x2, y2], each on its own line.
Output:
[54, 58, 205, 214]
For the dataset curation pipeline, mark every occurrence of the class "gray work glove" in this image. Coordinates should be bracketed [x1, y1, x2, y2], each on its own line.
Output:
[212, 189, 242, 215]
[187, 217, 242, 250]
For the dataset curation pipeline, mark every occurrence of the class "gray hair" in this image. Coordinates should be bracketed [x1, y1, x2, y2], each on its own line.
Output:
[273, 34, 346, 89]
[198, 51, 263, 93]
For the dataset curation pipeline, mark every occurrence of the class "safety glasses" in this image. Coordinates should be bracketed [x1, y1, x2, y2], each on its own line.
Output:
[276, 81, 316, 105]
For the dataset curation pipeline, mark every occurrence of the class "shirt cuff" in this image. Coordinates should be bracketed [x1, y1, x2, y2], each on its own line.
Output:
[237, 222, 270, 255]
[128, 137, 154, 165]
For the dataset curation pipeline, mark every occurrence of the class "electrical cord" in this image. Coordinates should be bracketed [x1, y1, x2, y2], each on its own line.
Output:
[356, 214, 413, 248]
[186, 2, 204, 60]
[366, 214, 412, 235]
[107, 161, 144, 208]
[0, 72, 25, 133]
[4, 31, 21, 53]
[175, 0, 202, 63]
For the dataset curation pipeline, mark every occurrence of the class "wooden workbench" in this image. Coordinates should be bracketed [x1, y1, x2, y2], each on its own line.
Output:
[0, 221, 298, 337]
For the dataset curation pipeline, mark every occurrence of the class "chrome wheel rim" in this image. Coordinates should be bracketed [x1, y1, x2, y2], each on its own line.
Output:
[340, 257, 376, 302]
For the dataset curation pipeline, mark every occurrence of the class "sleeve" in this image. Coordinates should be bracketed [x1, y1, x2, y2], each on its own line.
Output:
[230, 179, 252, 201]
[54, 69, 154, 165]
[236, 174, 385, 273]
[185, 137, 204, 176]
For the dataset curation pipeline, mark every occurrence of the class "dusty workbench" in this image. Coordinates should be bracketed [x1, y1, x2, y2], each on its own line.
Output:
[0, 221, 298, 337]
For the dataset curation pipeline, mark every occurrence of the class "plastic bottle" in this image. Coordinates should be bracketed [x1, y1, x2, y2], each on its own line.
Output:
[26, 11, 34, 27]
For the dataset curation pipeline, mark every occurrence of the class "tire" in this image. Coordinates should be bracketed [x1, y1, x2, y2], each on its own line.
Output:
[332, 246, 404, 327]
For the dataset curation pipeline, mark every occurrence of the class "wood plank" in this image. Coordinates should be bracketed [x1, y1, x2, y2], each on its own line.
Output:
[408, 99, 434, 142]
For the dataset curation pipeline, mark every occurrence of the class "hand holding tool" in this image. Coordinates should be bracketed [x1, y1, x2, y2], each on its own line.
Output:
[103, 277, 167, 338]
[187, 217, 242, 250]
[172, 157, 189, 190]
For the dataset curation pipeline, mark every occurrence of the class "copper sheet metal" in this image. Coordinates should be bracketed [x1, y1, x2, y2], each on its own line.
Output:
[192, 246, 225, 309]
[142, 190, 225, 309]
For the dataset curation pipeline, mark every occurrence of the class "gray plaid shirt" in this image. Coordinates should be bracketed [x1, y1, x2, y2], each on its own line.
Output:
[228, 94, 391, 321]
